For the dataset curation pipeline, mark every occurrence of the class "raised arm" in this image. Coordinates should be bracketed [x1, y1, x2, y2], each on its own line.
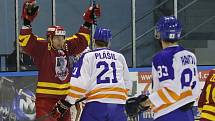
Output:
[65, 4, 101, 55]
[19, 0, 46, 57]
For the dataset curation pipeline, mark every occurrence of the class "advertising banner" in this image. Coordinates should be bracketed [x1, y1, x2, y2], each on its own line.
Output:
[0, 72, 37, 121]
[0, 66, 214, 121]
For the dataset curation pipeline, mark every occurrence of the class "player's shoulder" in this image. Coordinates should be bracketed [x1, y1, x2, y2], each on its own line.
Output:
[91, 48, 123, 55]
[153, 45, 185, 63]
[108, 49, 124, 57]
[107, 49, 125, 60]
[184, 49, 196, 57]
[175, 47, 197, 61]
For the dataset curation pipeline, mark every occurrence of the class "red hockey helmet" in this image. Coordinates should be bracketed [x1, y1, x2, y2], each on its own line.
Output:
[24, 0, 36, 5]
[46, 25, 66, 38]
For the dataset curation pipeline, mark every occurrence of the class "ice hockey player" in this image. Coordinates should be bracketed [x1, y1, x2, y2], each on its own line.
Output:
[198, 69, 215, 121]
[19, 0, 100, 121]
[53, 27, 132, 121]
[125, 16, 200, 121]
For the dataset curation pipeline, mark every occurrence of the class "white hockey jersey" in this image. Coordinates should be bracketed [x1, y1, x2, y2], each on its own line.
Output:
[149, 45, 200, 119]
[65, 48, 131, 105]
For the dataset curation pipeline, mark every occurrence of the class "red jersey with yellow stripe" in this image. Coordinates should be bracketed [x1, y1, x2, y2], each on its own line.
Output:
[19, 26, 90, 99]
[149, 45, 200, 119]
[198, 69, 215, 121]
[65, 48, 132, 105]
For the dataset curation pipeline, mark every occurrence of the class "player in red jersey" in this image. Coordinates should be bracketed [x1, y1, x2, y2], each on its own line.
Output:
[198, 69, 215, 121]
[19, 0, 100, 120]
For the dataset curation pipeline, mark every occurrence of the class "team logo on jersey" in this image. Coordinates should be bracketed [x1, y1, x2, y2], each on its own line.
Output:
[55, 54, 69, 81]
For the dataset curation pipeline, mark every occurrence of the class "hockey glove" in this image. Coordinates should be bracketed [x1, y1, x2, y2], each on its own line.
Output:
[125, 97, 139, 118]
[52, 99, 72, 119]
[21, 0, 39, 26]
[125, 95, 150, 118]
[136, 94, 151, 111]
[83, 4, 100, 24]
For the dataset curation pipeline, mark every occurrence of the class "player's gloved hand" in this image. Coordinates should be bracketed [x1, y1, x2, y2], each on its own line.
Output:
[21, 0, 39, 26]
[52, 99, 72, 119]
[125, 97, 139, 118]
[125, 95, 150, 118]
[83, 4, 100, 24]
[137, 95, 151, 111]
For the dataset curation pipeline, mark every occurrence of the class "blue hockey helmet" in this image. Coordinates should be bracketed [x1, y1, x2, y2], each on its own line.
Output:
[94, 27, 112, 43]
[155, 16, 182, 42]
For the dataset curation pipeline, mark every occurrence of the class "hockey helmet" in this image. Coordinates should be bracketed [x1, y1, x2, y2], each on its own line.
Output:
[46, 25, 66, 38]
[25, 0, 36, 4]
[155, 16, 182, 42]
[94, 27, 112, 43]
[24, 0, 36, 6]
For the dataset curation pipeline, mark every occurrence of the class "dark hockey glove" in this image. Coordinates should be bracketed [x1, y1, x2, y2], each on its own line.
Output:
[21, 0, 39, 26]
[125, 97, 139, 118]
[136, 94, 150, 111]
[83, 4, 100, 24]
[52, 99, 72, 119]
[125, 95, 150, 118]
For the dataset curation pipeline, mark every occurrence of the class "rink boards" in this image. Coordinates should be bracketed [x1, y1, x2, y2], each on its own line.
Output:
[0, 66, 214, 121]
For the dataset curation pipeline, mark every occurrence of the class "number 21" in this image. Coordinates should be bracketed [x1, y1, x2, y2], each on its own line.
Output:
[96, 61, 117, 84]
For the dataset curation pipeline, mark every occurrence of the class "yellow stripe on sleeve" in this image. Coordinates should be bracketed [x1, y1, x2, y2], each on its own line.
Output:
[164, 87, 180, 101]
[87, 94, 127, 101]
[66, 33, 90, 45]
[68, 92, 82, 98]
[157, 89, 172, 104]
[202, 105, 215, 113]
[201, 112, 215, 121]
[66, 35, 78, 41]
[70, 85, 87, 93]
[19, 35, 31, 46]
[179, 90, 192, 100]
[37, 37, 46, 41]
[86, 87, 127, 97]
[78, 33, 90, 45]
[154, 90, 193, 113]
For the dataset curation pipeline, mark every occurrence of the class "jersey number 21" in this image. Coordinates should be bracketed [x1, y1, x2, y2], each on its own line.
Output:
[96, 61, 118, 84]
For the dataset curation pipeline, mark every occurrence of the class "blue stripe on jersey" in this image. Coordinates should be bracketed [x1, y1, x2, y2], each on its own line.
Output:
[153, 45, 185, 82]
[71, 53, 86, 78]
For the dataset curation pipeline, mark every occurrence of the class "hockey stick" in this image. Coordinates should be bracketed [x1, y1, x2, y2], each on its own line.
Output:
[34, 97, 87, 121]
[89, 0, 97, 50]
[91, 0, 97, 25]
